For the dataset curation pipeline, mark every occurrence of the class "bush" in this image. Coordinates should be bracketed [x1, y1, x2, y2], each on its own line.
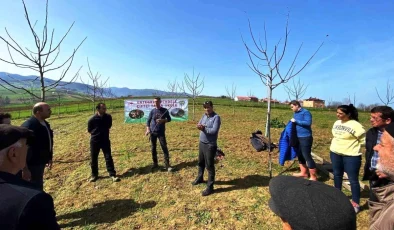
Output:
[270, 117, 286, 128]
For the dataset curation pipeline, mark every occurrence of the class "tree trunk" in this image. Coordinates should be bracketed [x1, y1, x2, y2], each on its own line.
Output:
[40, 71, 45, 102]
[192, 98, 195, 121]
[265, 81, 273, 178]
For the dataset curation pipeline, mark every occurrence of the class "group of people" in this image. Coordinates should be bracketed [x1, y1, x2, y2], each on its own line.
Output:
[272, 100, 394, 229]
[0, 97, 221, 228]
[0, 97, 393, 229]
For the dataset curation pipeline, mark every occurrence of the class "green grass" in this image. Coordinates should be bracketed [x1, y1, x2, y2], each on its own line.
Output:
[9, 100, 372, 229]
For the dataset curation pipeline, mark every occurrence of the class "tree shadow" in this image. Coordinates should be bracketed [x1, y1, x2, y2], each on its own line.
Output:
[214, 175, 270, 194]
[57, 199, 156, 228]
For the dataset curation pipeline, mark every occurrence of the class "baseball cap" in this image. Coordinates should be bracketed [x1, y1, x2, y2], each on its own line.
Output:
[0, 124, 34, 151]
[268, 175, 356, 230]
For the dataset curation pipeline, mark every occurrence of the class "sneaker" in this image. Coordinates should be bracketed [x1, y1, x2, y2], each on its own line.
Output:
[351, 200, 360, 214]
[166, 166, 174, 172]
[89, 176, 98, 182]
[111, 176, 120, 182]
[202, 188, 214, 196]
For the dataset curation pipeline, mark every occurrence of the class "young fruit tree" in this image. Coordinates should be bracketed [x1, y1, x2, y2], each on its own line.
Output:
[80, 58, 109, 113]
[375, 79, 394, 105]
[0, 0, 86, 102]
[179, 69, 204, 121]
[242, 14, 324, 178]
[283, 77, 308, 101]
[225, 83, 237, 115]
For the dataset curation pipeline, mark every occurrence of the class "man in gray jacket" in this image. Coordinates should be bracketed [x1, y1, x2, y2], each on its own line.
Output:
[369, 122, 394, 229]
[191, 101, 221, 196]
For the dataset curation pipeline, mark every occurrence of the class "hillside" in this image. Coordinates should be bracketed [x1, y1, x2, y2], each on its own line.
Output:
[0, 72, 169, 98]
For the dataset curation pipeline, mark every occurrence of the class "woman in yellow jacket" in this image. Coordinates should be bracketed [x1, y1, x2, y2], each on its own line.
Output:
[330, 104, 365, 214]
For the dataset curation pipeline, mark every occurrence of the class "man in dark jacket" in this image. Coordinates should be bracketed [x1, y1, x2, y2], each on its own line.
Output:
[88, 103, 120, 182]
[21, 102, 54, 191]
[363, 106, 394, 201]
[145, 97, 173, 172]
[0, 124, 60, 229]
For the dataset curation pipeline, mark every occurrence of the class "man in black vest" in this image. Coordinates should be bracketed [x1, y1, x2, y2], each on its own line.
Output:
[21, 102, 54, 191]
[0, 124, 59, 229]
[88, 103, 120, 182]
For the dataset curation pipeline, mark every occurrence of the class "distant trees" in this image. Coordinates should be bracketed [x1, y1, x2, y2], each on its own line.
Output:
[179, 68, 205, 121]
[0, 0, 86, 102]
[0, 96, 11, 106]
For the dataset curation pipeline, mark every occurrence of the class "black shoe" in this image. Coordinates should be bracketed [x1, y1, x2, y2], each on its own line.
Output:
[151, 164, 159, 171]
[191, 178, 204, 185]
[202, 188, 214, 196]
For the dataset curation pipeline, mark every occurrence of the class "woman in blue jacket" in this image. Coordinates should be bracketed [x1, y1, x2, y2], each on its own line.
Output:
[289, 100, 317, 180]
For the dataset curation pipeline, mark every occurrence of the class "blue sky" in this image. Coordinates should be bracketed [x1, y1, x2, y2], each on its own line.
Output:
[0, 0, 394, 105]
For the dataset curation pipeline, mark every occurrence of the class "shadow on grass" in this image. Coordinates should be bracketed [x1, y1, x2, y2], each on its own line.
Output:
[57, 199, 156, 228]
[214, 175, 270, 193]
[121, 160, 199, 178]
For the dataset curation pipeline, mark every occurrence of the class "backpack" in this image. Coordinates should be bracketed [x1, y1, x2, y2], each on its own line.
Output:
[250, 130, 277, 152]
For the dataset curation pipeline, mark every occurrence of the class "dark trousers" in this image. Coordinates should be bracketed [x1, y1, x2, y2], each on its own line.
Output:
[29, 164, 46, 191]
[90, 140, 116, 177]
[369, 171, 393, 202]
[330, 151, 361, 204]
[296, 136, 316, 169]
[150, 133, 170, 164]
[197, 142, 217, 190]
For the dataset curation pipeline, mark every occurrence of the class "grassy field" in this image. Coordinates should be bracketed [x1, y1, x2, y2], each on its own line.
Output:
[11, 101, 372, 230]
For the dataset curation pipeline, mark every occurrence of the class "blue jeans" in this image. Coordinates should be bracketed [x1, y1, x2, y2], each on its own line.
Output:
[297, 136, 316, 169]
[330, 151, 361, 204]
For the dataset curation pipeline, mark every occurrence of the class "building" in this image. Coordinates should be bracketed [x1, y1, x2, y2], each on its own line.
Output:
[302, 97, 325, 108]
[260, 98, 280, 104]
[234, 96, 259, 102]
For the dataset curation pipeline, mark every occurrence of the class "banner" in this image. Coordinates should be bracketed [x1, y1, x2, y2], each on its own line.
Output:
[124, 98, 189, 123]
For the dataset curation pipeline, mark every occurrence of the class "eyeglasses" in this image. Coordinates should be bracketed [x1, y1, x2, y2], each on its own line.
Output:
[370, 116, 383, 121]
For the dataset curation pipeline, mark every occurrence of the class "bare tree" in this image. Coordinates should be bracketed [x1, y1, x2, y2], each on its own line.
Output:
[346, 92, 356, 105]
[247, 89, 254, 97]
[0, 0, 86, 102]
[376, 79, 394, 105]
[283, 77, 308, 101]
[242, 13, 323, 178]
[80, 58, 108, 113]
[167, 78, 179, 98]
[358, 103, 367, 112]
[179, 68, 204, 121]
[225, 82, 237, 115]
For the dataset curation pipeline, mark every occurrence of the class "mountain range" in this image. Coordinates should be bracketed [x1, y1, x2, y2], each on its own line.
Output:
[0, 72, 172, 97]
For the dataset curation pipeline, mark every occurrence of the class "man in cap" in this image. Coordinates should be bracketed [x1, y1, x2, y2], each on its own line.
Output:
[0, 124, 59, 229]
[268, 175, 356, 230]
[192, 100, 221, 196]
[369, 122, 394, 229]
[21, 102, 54, 190]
